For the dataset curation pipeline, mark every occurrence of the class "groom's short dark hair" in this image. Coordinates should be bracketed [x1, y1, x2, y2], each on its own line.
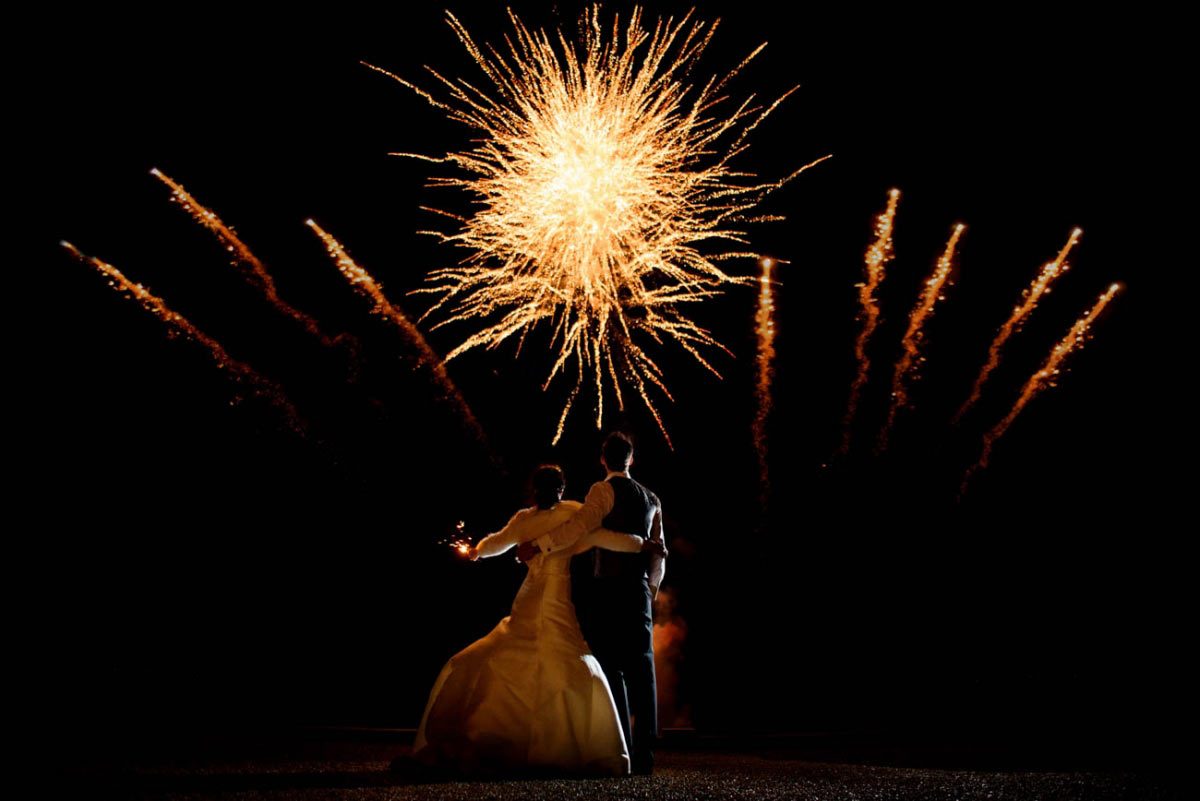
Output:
[602, 432, 634, 472]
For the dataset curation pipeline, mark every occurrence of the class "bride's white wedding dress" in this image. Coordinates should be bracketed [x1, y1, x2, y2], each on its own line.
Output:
[412, 500, 643, 776]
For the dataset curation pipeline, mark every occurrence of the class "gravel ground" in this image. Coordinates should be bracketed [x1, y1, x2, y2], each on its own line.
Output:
[111, 748, 1180, 800]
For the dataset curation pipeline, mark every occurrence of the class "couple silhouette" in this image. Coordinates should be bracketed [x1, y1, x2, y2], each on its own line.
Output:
[411, 432, 666, 777]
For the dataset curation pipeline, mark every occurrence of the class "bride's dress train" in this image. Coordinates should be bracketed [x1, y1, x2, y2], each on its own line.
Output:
[413, 501, 642, 776]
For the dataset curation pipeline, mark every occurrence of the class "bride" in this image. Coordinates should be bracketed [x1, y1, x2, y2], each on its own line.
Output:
[412, 465, 664, 777]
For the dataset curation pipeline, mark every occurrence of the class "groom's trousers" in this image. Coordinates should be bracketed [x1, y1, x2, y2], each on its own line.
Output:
[575, 571, 657, 774]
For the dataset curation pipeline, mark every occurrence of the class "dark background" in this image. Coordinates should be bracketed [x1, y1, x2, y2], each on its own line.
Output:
[29, 1, 1177, 762]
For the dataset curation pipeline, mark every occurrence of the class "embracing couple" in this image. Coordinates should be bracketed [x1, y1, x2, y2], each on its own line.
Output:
[411, 432, 667, 777]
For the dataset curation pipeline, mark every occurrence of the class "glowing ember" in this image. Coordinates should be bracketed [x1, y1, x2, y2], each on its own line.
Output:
[961, 283, 1120, 494]
[150, 168, 342, 349]
[877, 223, 965, 452]
[61, 241, 305, 433]
[372, 6, 830, 444]
[305, 218, 484, 442]
[753, 257, 779, 497]
[838, 188, 900, 456]
[953, 228, 1082, 423]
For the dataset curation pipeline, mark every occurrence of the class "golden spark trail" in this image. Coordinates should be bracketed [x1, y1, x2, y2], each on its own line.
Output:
[62, 241, 306, 433]
[877, 223, 965, 453]
[753, 257, 778, 497]
[952, 228, 1082, 423]
[305, 219, 484, 441]
[373, 6, 830, 444]
[838, 189, 900, 456]
[150, 168, 342, 349]
[960, 283, 1120, 494]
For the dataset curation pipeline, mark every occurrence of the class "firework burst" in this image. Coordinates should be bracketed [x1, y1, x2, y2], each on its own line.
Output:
[372, 6, 828, 444]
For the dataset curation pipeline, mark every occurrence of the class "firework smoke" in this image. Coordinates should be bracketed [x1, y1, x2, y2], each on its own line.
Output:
[373, 6, 829, 444]
[653, 587, 691, 728]
[952, 228, 1082, 423]
[877, 223, 964, 452]
[961, 283, 1120, 494]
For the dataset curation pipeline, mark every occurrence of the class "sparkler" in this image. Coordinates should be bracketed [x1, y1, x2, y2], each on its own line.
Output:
[838, 188, 900, 456]
[961, 283, 1120, 494]
[753, 257, 779, 496]
[952, 228, 1082, 423]
[373, 6, 829, 444]
[440, 521, 474, 558]
[150, 168, 344, 350]
[877, 223, 964, 452]
[305, 219, 484, 442]
[61, 241, 305, 433]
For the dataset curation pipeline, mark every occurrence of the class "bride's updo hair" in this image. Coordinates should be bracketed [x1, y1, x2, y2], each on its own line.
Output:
[531, 465, 566, 509]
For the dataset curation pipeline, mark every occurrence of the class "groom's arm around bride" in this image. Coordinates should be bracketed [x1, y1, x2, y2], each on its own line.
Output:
[515, 434, 666, 596]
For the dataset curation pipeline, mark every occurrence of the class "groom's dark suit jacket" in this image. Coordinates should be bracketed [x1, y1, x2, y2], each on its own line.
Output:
[571, 475, 660, 771]
[592, 475, 658, 579]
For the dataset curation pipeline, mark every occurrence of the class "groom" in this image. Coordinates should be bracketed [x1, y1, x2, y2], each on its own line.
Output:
[516, 432, 665, 775]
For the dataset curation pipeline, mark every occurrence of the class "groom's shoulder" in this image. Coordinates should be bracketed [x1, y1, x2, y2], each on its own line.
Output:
[637, 480, 661, 507]
[626, 476, 660, 506]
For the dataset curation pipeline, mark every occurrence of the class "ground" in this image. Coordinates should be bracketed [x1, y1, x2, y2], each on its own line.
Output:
[101, 732, 1180, 800]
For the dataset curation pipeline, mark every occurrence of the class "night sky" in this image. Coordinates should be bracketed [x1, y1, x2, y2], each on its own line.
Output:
[32, 1, 1175, 756]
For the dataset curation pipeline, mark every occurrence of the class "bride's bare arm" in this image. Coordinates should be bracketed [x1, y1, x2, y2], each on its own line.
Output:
[473, 509, 535, 559]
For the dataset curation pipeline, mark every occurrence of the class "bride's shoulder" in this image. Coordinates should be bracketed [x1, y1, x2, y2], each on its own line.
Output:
[502, 501, 580, 539]
[503, 505, 540, 528]
[517, 500, 581, 534]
